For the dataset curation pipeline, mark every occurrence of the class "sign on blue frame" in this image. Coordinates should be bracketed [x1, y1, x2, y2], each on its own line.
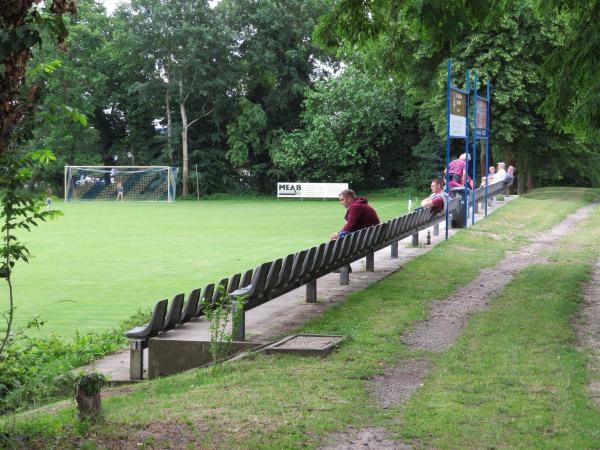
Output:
[445, 59, 470, 239]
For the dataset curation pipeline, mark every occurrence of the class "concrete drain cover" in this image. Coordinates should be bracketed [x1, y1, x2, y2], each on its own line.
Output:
[265, 334, 346, 357]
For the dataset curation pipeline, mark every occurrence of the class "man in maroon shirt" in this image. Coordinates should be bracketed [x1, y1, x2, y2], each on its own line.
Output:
[331, 189, 380, 240]
[420, 178, 448, 212]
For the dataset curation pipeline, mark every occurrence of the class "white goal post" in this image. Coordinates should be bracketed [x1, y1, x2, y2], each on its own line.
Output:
[64, 166, 178, 202]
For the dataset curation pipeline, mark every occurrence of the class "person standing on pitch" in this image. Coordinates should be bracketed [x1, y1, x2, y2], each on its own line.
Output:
[116, 182, 124, 201]
[46, 187, 53, 211]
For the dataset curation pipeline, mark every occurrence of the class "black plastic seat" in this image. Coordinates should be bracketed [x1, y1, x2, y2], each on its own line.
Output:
[241, 269, 253, 288]
[228, 273, 242, 294]
[125, 299, 168, 341]
[229, 261, 272, 309]
[211, 278, 229, 307]
[162, 293, 184, 331]
[179, 288, 201, 324]
[192, 283, 215, 318]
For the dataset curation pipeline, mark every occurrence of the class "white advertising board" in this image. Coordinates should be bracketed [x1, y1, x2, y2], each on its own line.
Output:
[449, 90, 467, 138]
[277, 182, 349, 199]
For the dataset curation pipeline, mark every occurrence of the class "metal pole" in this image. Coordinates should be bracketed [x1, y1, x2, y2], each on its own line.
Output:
[231, 299, 245, 341]
[472, 72, 478, 225]
[366, 252, 374, 271]
[464, 69, 470, 228]
[391, 241, 398, 258]
[64, 166, 68, 202]
[340, 265, 350, 285]
[195, 164, 200, 201]
[485, 80, 490, 217]
[306, 279, 317, 303]
[445, 59, 452, 240]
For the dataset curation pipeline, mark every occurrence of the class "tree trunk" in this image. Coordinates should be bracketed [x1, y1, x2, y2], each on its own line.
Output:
[527, 172, 534, 191]
[76, 387, 101, 421]
[166, 89, 173, 159]
[179, 81, 189, 197]
[517, 173, 525, 195]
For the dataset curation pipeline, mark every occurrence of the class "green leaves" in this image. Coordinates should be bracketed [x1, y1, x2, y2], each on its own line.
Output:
[271, 66, 404, 185]
[28, 59, 63, 78]
[29, 149, 57, 164]
[0, 25, 42, 64]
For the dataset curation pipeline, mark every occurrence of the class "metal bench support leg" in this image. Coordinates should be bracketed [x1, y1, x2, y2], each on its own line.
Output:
[231, 300, 245, 341]
[412, 232, 419, 247]
[433, 222, 440, 237]
[340, 265, 350, 285]
[366, 252, 374, 271]
[306, 279, 317, 303]
[390, 241, 398, 258]
[474, 200, 479, 214]
[129, 340, 144, 381]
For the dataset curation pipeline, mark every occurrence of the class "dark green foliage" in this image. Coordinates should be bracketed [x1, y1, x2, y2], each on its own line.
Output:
[0, 308, 150, 414]
[221, 0, 337, 192]
[540, 1, 600, 138]
[271, 66, 416, 189]
[74, 372, 106, 396]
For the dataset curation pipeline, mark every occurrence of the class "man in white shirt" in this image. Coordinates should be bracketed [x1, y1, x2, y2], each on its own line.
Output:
[493, 162, 506, 183]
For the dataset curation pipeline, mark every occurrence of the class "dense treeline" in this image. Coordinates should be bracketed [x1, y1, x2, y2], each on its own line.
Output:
[25, 0, 600, 195]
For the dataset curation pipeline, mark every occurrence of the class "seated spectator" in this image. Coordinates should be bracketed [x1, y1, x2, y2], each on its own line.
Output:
[492, 162, 506, 183]
[481, 166, 495, 187]
[504, 165, 515, 184]
[331, 189, 380, 240]
[420, 178, 449, 212]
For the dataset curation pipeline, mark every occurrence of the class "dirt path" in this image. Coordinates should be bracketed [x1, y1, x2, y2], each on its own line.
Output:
[576, 256, 600, 407]
[321, 201, 598, 450]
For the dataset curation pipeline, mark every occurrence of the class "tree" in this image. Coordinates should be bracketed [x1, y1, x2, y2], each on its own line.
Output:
[0, 1, 76, 358]
[540, 1, 600, 139]
[271, 66, 410, 187]
[126, 0, 236, 196]
[315, 0, 600, 189]
[0, 0, 77, 155]
[221, 0, 337, 191]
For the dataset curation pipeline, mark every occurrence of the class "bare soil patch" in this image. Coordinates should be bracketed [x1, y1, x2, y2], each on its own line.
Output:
[576, 256, 600, 407]
[320, 426, 412, 450]
[369, 357, 431, 408]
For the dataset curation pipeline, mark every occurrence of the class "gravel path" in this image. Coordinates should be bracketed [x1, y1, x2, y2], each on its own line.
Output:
[576, 256, 600, 407]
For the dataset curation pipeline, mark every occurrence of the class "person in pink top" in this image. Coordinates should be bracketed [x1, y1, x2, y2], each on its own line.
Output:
[447, 153, 469, 188]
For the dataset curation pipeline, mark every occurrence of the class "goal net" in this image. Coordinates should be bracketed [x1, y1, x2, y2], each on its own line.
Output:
[64, 166, 178, 202]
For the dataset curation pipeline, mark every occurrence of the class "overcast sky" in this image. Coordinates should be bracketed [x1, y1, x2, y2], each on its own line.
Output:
[102, 0, 126, 14]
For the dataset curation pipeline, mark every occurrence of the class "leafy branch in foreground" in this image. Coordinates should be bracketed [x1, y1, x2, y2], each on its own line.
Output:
[0, 149, 62, 358]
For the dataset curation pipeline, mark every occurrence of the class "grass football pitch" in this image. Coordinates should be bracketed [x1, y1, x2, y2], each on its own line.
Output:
[4, 196, 409, 338]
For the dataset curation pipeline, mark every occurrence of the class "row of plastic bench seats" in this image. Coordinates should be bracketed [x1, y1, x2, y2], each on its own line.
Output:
[125, 269, 254, 342]
[125, 197, 461, 349]
[474, 180, 512, 202]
